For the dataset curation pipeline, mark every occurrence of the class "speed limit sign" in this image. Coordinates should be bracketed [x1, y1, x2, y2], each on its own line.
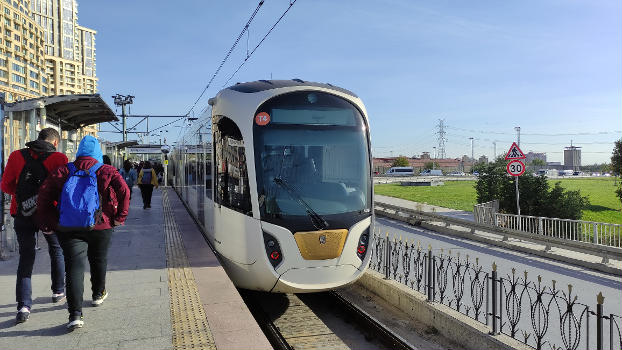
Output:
[506, 160, 525, 176]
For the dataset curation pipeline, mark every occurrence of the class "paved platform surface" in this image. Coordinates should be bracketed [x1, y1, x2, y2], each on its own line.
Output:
[0, 187, 271, 350]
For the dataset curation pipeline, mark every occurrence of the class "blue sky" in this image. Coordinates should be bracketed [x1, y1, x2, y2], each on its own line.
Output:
[79, 0, 621, 164]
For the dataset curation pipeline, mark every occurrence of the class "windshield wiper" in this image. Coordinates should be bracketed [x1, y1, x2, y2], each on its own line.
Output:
[273, 177, 329, 230]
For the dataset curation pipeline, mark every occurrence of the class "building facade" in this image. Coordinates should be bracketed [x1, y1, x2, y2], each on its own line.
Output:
[1, 0, 98, 152]
[564, 146, 581, 171]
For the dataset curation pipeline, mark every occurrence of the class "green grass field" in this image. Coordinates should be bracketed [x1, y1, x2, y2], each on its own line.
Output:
[374, 177, 622, 224]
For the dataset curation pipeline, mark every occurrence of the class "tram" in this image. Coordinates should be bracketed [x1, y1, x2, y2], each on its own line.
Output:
[169, 80, 373, 292]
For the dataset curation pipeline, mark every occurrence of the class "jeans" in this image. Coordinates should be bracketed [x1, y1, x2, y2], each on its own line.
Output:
[139, 184, 154, 207]
[15, 216, 65, 310]
[58, 229, 112, 316]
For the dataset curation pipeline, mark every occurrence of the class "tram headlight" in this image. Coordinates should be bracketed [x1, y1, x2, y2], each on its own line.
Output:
[356, 228, 370, 261]
[263, 231, 283, 269]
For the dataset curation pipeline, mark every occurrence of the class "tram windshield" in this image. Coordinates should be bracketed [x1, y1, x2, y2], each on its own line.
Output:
[254, 91, 371, 231]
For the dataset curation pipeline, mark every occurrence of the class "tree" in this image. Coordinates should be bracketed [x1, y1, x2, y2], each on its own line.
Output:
[392, 156, 409, 167]
[612, 139, 622, 205]
[611, 139, 622, 176]
[530, 158, 546, 170]
[423, 161, 439, 170]
[475, 158, 589, 219]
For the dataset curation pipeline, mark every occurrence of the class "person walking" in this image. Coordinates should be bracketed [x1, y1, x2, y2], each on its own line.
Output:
[137, 161, 158, 209]
[119, 160, 137, 201]
[37, 135, 130, 330]
[0, 128, 68, 324]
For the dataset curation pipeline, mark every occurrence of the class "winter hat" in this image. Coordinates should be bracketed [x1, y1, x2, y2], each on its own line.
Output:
[75, 135, 104, 163]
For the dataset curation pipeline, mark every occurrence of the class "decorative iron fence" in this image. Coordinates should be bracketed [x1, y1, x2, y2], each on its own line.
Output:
[473, 202, 622, 248]
[369, 230, 621, 350]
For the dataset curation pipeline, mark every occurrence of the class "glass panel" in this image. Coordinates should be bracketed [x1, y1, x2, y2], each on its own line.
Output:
[253, 91, 371, 231]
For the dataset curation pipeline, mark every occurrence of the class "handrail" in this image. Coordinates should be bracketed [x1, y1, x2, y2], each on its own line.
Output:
[374, 201, 622, 263]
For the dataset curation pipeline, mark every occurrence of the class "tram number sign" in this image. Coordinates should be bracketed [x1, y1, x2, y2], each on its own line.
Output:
[506, 160, 525, 177]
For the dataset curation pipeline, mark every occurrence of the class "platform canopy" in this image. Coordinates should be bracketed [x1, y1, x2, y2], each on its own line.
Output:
[4, 94, 117, 131]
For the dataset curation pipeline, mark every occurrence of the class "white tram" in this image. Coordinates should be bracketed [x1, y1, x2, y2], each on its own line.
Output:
[170, 80, 373, 292]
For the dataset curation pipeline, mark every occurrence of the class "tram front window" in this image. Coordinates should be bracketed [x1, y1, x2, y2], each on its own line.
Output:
[254, 91, 371, 232]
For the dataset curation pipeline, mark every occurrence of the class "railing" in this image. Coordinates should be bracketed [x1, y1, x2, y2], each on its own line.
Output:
[369, 231, 622, 350]
[375, 201, 622, 266]
[473, 199, 498, 225]
[473, 200, 622, 248]
[0, 195, 16, 259]
[494, 213, 622, 248]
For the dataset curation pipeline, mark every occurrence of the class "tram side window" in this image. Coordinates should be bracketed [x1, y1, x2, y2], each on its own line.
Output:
[214, 117, 251, 215]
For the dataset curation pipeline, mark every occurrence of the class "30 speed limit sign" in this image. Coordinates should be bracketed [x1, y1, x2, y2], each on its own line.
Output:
[506, 160, 525, 176]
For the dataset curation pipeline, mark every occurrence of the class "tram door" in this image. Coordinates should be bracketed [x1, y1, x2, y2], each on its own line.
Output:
[212, 117, 253, 262]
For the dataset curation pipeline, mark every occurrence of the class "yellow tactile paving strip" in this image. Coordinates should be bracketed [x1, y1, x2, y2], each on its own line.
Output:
[163, 189, 217, 350]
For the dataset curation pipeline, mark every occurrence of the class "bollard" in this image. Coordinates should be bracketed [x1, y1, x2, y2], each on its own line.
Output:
[596, 292, 604, 350]
[427, 246, 433, 301]
[490, 262, 498, 335]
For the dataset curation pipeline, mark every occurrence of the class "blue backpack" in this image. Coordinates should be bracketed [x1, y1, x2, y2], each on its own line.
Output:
[58, 162, 104, 231]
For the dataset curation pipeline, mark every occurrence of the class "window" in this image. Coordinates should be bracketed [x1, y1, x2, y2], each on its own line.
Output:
[12, 62, 23, 73]
[213, 116, 251, 215]
[0, 69, 7, 78]
[4, 19, 9, 26]
[29, 80, 37, 88]
[11, 73, 24, 83]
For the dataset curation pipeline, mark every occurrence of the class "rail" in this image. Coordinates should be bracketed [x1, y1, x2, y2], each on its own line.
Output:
[473, 202, 622, 248]
[369, 231, 622, 350]
[375, 201, 622, 265]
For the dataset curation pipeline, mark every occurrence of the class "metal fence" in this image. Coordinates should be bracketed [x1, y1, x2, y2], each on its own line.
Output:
[369, 230, 622, 350]
[473, 203, 622, 248]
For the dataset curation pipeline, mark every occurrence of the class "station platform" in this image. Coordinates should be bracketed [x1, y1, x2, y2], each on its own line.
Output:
[0, 188, 272, 350]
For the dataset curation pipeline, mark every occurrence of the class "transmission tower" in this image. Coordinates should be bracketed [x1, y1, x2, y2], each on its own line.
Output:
[436, 119, 447, 159]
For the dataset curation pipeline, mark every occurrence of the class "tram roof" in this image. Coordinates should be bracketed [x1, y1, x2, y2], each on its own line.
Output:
[3, 94, 118, 131]
[226, 79, 358, 98]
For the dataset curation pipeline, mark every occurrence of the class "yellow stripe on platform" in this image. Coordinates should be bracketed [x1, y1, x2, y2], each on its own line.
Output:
[163, 189, 216, 350]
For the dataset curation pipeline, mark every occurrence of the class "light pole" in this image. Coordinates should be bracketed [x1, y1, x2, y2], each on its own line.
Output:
[514, 126, 521, 217]
[112, 94, 135, 154]
[432, 146, 436, 170]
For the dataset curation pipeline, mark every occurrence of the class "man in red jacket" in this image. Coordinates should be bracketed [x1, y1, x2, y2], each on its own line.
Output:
[38, 135, 130, 330]
[0, 128, 68, 324]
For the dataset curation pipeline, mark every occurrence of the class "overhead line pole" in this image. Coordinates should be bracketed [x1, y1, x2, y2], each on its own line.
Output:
[515, 126, 521, 218]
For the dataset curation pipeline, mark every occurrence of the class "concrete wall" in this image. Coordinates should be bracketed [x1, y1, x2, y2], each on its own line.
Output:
[355, 270, 531, 350]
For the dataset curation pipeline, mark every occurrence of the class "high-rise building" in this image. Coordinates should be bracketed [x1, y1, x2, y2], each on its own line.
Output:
[0, 0, 97, 102]
[564, 146, 581, 171]
[30, 0, 98, 95]
[0, 0, 49, 102]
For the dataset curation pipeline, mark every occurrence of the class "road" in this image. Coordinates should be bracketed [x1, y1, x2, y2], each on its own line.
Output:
[373, 215, 622, 350]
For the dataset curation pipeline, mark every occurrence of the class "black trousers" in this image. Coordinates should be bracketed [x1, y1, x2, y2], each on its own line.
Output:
[58, 229, 112, 316]
[14, 217, 65, 310]
[139, 184, 154, 207]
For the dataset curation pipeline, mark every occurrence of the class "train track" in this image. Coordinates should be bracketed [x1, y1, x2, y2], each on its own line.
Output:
[240, 289, 415, 350]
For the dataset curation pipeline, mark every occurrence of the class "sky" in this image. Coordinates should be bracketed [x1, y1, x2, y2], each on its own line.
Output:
[78, 0, 621, 165]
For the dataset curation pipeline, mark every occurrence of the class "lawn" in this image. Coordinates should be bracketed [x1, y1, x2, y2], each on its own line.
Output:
[374, 177, 622, 224]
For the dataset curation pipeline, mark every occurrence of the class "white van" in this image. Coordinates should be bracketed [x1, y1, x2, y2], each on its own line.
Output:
[386, 167, 414, 176]
[420, 169, 443, 176]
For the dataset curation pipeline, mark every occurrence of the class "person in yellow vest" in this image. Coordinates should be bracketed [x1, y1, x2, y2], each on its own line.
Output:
[137, 161, 158, 209]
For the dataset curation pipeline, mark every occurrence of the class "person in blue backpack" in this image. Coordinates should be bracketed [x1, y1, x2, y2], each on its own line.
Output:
[37, 135, 130, 331]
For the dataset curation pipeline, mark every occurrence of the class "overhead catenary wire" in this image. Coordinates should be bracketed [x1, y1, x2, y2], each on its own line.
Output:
[183, 0, 265, 117]
[221, 0, 298, 87]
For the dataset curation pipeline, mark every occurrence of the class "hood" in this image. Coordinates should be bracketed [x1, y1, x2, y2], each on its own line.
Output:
[25, 139, 55, 153]
[75, 135, 103, 163]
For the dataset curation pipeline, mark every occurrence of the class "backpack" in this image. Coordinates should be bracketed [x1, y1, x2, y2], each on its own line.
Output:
[141, 169, 152, 184]
[57, 162, 104, 231]
[16, 149, 51, 217]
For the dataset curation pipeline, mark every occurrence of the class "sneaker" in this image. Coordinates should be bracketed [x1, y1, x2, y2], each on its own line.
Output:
[91, 290, 108, 306]
[66, 314, 84, 330]
[52, 293, 66, 303]
[15, 307, 30, 324]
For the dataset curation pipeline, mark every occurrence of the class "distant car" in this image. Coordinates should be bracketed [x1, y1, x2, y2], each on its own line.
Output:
[420, 169, 443, 176]
[448, 171, 465, 176]
[472, 171, 479, 176]
[386, 167, 415, 176]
